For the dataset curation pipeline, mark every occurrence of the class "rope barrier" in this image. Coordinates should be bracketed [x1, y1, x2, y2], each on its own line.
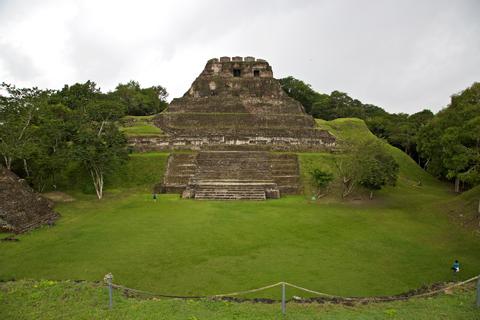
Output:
[210, 282, 284, 298]
[408, 274, 480, 299]
[111, 282, 284, 299]
[108, 274, 480, 303]
[111, 283, 206, 299]
[282, 282, 353, 300]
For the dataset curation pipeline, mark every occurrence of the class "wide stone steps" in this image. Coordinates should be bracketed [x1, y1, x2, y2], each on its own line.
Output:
[194, 174, 270, 179]
[192, 179, 274, 200]
[158, 153, 197, 193]
[195, 194, 266, 200]
[194, 188, 267, 200]
[160, 151, 301, 199]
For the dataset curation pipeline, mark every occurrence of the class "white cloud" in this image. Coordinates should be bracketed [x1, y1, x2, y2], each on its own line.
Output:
[0, 0, 478, 113]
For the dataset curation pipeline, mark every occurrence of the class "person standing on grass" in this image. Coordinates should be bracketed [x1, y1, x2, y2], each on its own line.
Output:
[153, 193, 157, 202]
[452, 260, 460, 273]
[451, 259, 460, 282]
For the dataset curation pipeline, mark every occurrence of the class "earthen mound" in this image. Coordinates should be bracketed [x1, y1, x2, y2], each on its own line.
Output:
[0, 167, 59, 233]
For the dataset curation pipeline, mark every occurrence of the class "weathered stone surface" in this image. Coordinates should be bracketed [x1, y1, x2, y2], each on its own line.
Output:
[139, 57, 336, 152]
[0, 167, 59, 233]
[129, 133, 334, 152]
[160, 151, 301, 199]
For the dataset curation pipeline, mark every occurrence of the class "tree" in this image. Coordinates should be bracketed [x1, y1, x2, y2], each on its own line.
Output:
[112, 80, 168, 116]
[55, 81, 100, 111]
[458, 116, 480, 187]
[86, 97, 126, 134]
[28, 102, 73, 191]
[309, 168, 334, 198]
[74, 121, 127, 199]
[1, 81, 131, 196]
[334, 147, 360, 199]
[0, 83, 45, 170]
[335, 141, 399, 199]
[279, 76, 320, 114]
[416, 83, 480, 192]
[74, 96, 127, 199]
[280, 76, 433, 165]
[357, 142, 399, 199]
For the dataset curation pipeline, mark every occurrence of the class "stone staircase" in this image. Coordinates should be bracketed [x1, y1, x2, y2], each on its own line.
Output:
[160, 151, 301, 200]
[194, 151, 271, 180]
[193, 180, 272, 200]
[157, 153, 196, 193]
[269, 153, 301, 194]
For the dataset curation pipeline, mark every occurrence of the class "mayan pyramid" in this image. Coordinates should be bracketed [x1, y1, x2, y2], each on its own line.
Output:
[150, 56, 335, 151]
[144, 56, 336, 200]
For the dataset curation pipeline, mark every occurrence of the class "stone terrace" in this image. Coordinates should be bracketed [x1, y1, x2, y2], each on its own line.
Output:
[158, 151, 301, 200]
[130, 57, 335, 152]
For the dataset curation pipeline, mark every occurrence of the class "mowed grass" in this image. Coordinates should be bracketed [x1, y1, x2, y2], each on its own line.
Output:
[119, 115, 164, 136]
[1, 118, 479, 301]
[1, 280, 479, 320]
[120, 124, 163, 136]
[1, 190, 479, 298]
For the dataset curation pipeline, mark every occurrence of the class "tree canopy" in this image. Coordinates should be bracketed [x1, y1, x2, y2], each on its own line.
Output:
[417, 83, 480, 191]
[280, 76, 434, 164]
[111, 80, 168, 116]
[280, 76, 479, 192]
[0, 81, 131, 197]
[309, 168, 334, 198]
[335, 141, 399, 199]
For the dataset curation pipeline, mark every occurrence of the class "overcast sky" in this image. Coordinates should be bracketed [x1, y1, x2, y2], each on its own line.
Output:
[0, 0, 479, 114]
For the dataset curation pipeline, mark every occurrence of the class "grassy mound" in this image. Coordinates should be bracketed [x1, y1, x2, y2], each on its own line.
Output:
[303, 118, 447, 198]
[439, 186, 480, 233]
[119, 115, 163, 136]
[1, 280, 478, 320]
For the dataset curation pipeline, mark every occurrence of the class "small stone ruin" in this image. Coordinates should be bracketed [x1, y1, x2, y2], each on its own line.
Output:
[0, 167, 59, 233]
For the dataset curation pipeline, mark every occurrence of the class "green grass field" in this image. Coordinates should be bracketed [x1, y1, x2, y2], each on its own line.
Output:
[119, 115, 164, 136]
[2, 191, 479, 299]
[1, 280, 478, 320]
[1, 119, 479, 318]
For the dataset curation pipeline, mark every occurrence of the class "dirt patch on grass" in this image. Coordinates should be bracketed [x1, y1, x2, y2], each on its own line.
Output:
[42, 192, 75, 203]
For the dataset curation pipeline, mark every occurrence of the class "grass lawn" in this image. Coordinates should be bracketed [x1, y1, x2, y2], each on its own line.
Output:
[120, 124, 163, 136]
[119, 115, 163, 136]
[1, 280, 479, 319]
[1, 118, 479, 306]
[1, 189, 479, 298]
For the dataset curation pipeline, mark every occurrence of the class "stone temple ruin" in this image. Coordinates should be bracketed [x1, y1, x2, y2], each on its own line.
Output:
[133, 56, 336, 200]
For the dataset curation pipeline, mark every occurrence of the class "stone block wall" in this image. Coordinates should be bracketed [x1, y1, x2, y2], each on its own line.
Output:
[128, 130, 335, 152]
[205, 57, 273, 79]
[155, 113, 316, 133]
